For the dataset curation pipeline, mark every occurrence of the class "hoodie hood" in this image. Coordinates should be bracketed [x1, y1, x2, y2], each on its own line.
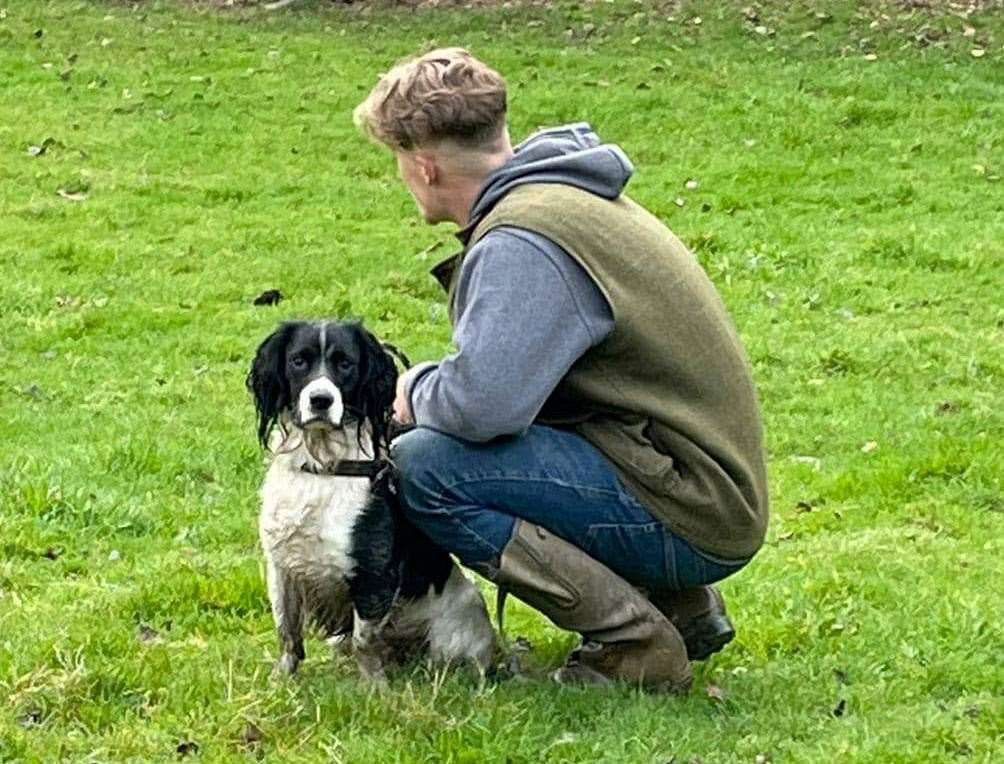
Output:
[459, 122, 634, 241]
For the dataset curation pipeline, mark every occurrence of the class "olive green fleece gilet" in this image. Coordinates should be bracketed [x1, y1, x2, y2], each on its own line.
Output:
[435, 183, 768, 559]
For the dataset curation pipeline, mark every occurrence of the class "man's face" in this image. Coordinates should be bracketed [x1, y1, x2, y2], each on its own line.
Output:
[396, 151, 448, 224]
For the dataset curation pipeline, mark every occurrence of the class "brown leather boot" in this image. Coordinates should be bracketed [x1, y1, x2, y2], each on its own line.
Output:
[486, 520, 692, 693]
[649, 586, 735, 661]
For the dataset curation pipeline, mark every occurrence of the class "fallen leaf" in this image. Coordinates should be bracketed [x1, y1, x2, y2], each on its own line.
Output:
[685, 178, 699, 190]
[963, 26, 976, 38]
[57, 189, 88, 202]
[970, 49, 985, 58]
[791, 455, 822, 471]
[253, 289, 283, 306]
[706, 683, 727, 701]
[18, 709, 42, 728]
[21, 384, 48, 401]
[755, 755, 772, 764]
[108, 549, 121, 562]
[176, 741, 199, 757]
[754, 25, 768, 36]
[742, 6, 759, 22]
[674, 197, 685, 207]
[691, 17, 702, 26]
[864, 53, 878, 61]
[861, 441, 878, 453]
[27, 137, 56, 157]
[137, 625, 160, 643]
[240, 722, 264, 748]
[548, 732, 579, 748]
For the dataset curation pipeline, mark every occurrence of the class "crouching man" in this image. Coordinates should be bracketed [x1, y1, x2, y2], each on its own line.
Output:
[353, 49, 769, 692]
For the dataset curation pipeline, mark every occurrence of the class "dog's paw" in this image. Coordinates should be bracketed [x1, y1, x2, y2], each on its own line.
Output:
[354, 650, 389, 687]
[271, 652, 300, 679]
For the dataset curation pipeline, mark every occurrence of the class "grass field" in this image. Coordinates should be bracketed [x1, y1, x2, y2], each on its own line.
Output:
[2, 0, 1003, 761]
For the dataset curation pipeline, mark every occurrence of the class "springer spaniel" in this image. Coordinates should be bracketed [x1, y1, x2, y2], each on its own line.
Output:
[247, 320, 495, 682]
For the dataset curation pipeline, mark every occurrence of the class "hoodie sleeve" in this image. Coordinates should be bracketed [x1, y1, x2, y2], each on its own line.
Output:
[407, 226, 614, 442]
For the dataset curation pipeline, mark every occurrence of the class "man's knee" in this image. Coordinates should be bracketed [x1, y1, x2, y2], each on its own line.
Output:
[389, 427, 459, 511]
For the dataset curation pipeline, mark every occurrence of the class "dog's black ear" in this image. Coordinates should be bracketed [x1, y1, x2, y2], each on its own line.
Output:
[247, 324, 292, 447]
[354, 324, 399, 447]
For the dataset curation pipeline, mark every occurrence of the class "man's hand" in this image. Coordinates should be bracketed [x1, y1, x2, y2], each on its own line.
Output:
[392, 369, 415, 425]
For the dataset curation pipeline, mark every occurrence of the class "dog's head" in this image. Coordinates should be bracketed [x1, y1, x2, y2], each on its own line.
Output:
[246, 320, 399, 449]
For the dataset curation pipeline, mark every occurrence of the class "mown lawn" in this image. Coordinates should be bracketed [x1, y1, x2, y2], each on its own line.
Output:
[1, 1, 1002, 761]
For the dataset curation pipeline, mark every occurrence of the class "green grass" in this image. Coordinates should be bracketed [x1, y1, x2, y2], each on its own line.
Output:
[2, 0, 1003, 761]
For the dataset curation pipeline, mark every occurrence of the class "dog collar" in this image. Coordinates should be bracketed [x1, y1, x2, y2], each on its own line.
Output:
[300, 459, 387, 480]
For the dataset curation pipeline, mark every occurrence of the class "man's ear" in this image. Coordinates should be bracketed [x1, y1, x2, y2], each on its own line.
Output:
[415, 152, 438, 185]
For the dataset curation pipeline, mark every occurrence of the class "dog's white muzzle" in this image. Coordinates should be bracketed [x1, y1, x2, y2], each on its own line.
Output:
[298, 378, 344, 428]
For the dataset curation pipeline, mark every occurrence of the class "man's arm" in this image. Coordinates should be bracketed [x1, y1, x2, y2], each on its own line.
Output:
[402, 226, 613, 442]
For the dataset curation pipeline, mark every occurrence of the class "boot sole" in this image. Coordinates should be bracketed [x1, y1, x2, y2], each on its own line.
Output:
[682, 614, 735, 661]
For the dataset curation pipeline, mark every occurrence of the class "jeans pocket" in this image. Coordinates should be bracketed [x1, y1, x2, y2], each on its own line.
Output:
[583, 522, 670, 592]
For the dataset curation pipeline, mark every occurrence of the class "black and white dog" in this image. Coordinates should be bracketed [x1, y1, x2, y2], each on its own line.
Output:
[247, 320, 495, 682]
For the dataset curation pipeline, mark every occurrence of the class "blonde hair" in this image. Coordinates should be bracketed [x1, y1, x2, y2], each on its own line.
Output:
[354, 48, 507, 152]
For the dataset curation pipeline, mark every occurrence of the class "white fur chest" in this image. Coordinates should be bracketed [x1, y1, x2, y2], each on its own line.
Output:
[259, 450, 372, 583]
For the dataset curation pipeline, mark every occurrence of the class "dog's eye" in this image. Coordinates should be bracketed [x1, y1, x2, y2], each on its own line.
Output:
[336, 358, 354, 372]
[289, 356, 308, 371]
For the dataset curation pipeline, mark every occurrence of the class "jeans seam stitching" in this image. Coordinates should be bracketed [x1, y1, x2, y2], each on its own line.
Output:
[441, 474, 624, 500]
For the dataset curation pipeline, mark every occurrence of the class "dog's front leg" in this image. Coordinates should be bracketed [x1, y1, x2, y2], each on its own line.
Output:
[266, 558, 305, 676]
[348, 569, 399, 686]
[348, 493, 400, 685]
[351, 607, 391, 686]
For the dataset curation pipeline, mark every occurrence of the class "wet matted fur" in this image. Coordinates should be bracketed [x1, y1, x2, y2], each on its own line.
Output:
[247, 319, 496, 681]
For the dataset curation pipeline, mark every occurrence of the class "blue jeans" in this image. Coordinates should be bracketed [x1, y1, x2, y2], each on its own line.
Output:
[391, 425, 748, 593]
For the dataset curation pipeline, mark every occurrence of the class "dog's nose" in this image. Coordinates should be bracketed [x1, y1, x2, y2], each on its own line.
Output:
[309, 392, 334, 411]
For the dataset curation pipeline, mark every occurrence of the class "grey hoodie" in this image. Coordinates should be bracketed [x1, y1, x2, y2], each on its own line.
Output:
[407, 124, 633, 441]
